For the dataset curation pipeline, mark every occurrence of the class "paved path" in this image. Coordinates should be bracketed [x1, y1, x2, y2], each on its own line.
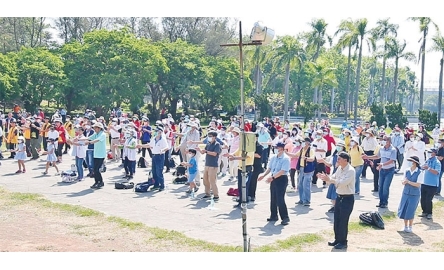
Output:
[0, 152, 407, 248]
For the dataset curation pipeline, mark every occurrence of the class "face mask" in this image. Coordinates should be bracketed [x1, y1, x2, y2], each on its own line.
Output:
[345, 133, 350, 137]
[85, 125, 91, 130]
[350, 141, 356, 147]
[283, 135, 288, 139]
[221, 131, 225, 135]
[305, 141, 311, 146]
[304, 132, 309, 137]
[336, 146, 343, 152]
[278, 132, 282, 137]
[294, 142, 300, 146]
[410, 138, 414, 142]
[153, 131, 158, 137]
[416, 137, 421, 141]
[382, 140, 387, 145]
[187, 154, 193, 159]
[365, 134, 370, 138]
[208, 137, 214, 142]
[316, 135, 322, 140]
[323, 132, 328, 136]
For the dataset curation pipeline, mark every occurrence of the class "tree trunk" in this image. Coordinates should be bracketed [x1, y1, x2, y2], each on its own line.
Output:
[283, 63, 290, 123]
[354, 37, 364, 125]
[438, 57, 443, 124]
[380, 56, 386, 104]
[393, 58, 399, 103]
[330, 87, 334, 113]
[419, 32, 427, 110]
[344, 44, 352, 120]
[318, 86, 323, 118]
[369, 75, 375, 106]
[169, 97, 179, 119]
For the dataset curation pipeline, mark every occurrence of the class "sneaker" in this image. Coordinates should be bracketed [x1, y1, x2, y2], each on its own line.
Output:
[426, 214, 433, 220]
[303, 203, 310, 206]
[418, 213, 427, 217]
[296, 201, 303, 205]
[213, 196, 219, 201]
[221, 173, 226, 178]
[406, 226, 413, 233]
[55, 172, 60, 176]
[202, 194, 211, 199]
[323, 184, 327, 188]
[228, 176, 233, 181]
[327, 207, 335, 213]
[186, 189, 192, 194]
[194, 187, 199, 192]
[403, 226, 409, 232]
[42, 171, 48, 175]
[22, 169, 26, 173]
[150, 186, 160, 191]
[15, 170, 22, 174]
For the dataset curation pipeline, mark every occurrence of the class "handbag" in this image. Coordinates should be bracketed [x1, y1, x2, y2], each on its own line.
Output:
[227, 188, 239, 197]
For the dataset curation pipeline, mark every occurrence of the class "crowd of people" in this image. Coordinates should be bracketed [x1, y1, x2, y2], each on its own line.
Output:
[1, 106, 444, 250]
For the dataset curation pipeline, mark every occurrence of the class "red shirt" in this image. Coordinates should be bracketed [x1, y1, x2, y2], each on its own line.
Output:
[38, 111, 45, 119]
[244, 123, 251, 132]
[323, 134, 336, 151]
[56, 125, 67, 143]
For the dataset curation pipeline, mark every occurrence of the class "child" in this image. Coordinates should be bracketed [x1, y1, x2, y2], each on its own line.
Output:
[42, 138, 60, 175]
[181, 149, 199, 195]
[12, 136, 27, 173]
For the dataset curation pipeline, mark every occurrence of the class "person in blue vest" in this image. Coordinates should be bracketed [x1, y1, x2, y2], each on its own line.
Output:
[418, 148, 441, 220]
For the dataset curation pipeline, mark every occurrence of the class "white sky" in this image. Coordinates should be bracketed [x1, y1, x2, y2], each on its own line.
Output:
[4, 0, 444, 86]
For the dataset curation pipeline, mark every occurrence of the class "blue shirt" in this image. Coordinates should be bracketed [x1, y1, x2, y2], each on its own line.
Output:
[424, 157, 441, 187]
[188, 156, 198, 174]
[268, 153, 290, 176]
[88, 131, 107, 158]
[391, 134, 405, 154]
[377, 145, 397, 169]
[258, 130, 271, 149]
[141, 125, 151, 142]
[203, 136, 224, 145]
[84, 129, 94, 150]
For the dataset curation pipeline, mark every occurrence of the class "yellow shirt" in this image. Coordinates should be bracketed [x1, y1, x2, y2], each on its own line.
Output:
[232, 149, 254, 168]
[24, 128, 31, 140]
[349, 145, 364, 167]
[7, 126, 18, 143]
[295, 147, 315, 167]
[64, 121, 74, 137]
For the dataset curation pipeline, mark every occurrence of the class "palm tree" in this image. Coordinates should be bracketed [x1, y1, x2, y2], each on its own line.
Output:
[430, 32, 444, 123]
[368, 59, 378, 105]
[334, 18, 359, 120]
[273, 35, 306, 123]
[353, 18, 372, 125]
[386, 38, 416, 102]
[371, 18, 398, 104]
[307, 59, 338, 114]
[244, 45, 272, 95]
[306, 18, 332, 106]
[408, 17, 439, 110]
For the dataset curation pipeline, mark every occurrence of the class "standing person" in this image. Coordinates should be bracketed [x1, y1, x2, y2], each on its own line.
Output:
[60, 108, 67, 123]
[68, 126, 87, 181]
[41, 117, 51, 151]
[108, 118, 121, 161]
[258, 142, 291, 225]
[361, 129, 378, 179]
[196, 131, 221, 201]
[181, 149, 199, 195]
[286, 138, 302, 191]
[6, 118, 19, 158]
[391, 127, 405, 173]
[79, 122, 107, 189]
[122, 130, 137, 180]
[348, 137, 364, 195]
[140, 118, 152, 159]
[227, 127, 241, 181]
[312, 130, 328, 188]
[397, 156, 422, 233]
[11, 136, 26, 173]
[41, 138, 60, 175]
[29, 117, 41, 160]
[63, 115, 74, 154]
[257, 123, 272, 169]
[217, 126, 230, 178]
[83, 123, 94, 177]
[248, 134, 264, 202]
[418, 148, 441, 220]
[54, 118, 67, 163]
[318, 152, 355, 250]
[138, 125, 169, 191]
[363, 136, 397, 208]
[293, 138, 316, 206]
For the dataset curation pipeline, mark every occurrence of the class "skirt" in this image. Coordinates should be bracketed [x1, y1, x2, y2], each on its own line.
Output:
[398, 193, 420, 220]
[326, 184, 337, 200]
[46, 153, 58, 162]
[14, 152, 26, 161]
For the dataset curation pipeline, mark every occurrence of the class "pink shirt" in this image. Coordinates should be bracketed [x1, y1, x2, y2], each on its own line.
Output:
[290, 145, 302, 169]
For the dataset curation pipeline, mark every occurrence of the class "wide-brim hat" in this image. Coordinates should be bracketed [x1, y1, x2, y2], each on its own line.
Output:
[232, 127, 241, 134]
[257, 122, 264, 128]
[92, 122, 104, 129]
[54, 118, 63, 123]
[407, 156, 420, 165]
[342, 128, 351, 134]
[351, 136, 360, 143]
[336, 140, 345, 147]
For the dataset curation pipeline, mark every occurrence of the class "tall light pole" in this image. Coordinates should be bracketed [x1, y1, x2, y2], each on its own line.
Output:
[221, 21, 274, 252]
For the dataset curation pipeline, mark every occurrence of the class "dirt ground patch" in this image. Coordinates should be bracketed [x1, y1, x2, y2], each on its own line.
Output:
[1, 187, 443, 252]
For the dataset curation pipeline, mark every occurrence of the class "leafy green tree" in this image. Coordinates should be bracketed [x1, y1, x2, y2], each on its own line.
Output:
[418, 109, 439, 129]
[385, 103, 407, 128]
[430, 31, 444, 122]
[297, 103, 320, 126]
[369, 103, 385, 128]
[0, 53, 19, 104]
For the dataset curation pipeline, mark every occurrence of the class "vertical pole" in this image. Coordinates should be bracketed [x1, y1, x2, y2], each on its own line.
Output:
[239, 21, 248, 253]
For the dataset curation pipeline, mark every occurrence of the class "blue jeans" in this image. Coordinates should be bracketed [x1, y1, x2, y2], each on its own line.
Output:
[378, 167, 395, 206]
[75, 157, 84, 179]
[152, 154, 165, 189]
[86, 150, 94, 173]
[298, 169, 313, 204]
[354, 165, 363, 194]
[261, 147, 269, 168]
[437, 171, 443, 195]
[124, 157, 136, 176]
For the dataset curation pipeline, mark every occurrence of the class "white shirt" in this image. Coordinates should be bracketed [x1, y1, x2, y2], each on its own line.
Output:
[47, 130, 59, 140]
[361, 136, 378, 152]
[109, 124, 121, 138]
[75, 135, 87, 159]
[122, 137, 137, 161]
[313, 138, 328, 159]
[149, 135, 168, 155]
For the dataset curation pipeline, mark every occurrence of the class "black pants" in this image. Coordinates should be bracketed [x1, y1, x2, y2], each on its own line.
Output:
[93, 158, 104, 184]
[57, 142, 64, 157]
[372, 159, 381, 191]
[64, 141, 71, 152]
[8, 143, 16, 158]
[164, 151, 170, 171]
[25, 139, 31, 157]
[248, 167, 262, 199]
[43, 137, 48, 151]
[420, 184, 437, 214]
[290, 168, 297, 188]
[362, 150, 374, 177]
[270, 175, 289, 220]
[141, 140, 152, 158]
[334, 195, 355, 244]
[312, 162, 326, 185]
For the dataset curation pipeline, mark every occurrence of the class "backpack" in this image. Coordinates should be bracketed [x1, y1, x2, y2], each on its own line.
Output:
[115, 181, 134, 189]
[175, 165, 186, 176]
[134, 171, 155, 192]
[138, 157, 147, 168]
[359, 211, 385, 229]
[61, 170, 77, 183]
[173, 176, 188, 184]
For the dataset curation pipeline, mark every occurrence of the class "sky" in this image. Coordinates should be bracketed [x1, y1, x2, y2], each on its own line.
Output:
[4, 0, 444, 88]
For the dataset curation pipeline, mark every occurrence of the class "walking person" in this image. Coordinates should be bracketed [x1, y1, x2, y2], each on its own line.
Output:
[436, 139, 444, 196]
[42, 138, 60, 176]
[78, 122, 107, 189]
[418, 148, 441, 220]
[397, 156, 422, 233]
[258, 142, 291, 225]
[11, 136, 27, 173]
[318, 151, 355, 250]
[68, 126, 87, 181]
[292, 138, 316, 206]
[248, 134, 264, 202]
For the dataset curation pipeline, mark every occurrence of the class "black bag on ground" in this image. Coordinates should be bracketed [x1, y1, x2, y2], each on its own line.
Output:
[138, 157, 147, 168]
[175, 165, 186, 176]
[134, 171, 155, 192]
[115, 181, 134, 189]
[359, 211, 385, 229]
[173, 176, 188, 184]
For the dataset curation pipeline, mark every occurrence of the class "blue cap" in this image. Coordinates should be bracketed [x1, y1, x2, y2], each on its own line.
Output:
[276, 142, 285, 148]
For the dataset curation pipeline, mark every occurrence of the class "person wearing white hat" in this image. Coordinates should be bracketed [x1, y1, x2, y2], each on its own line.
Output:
[228, 127, 241, 181]
[138, 125, 169, 191]
[311, 129, 329, 188]
[177, 122, 201, 163]
[107, 118, 121, 161]
[78, 122, 107, 189]
[257, 122, 272, 169]
[348, 136, 364, 195]
[11, 135, 27, 173]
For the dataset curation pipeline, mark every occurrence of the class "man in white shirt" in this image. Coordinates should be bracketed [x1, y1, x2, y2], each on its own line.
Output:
[108, 118, 121, 161]
[217, 126, 230, 177]
[312, 129, 328, 187]
[360, 129, 378, 178]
